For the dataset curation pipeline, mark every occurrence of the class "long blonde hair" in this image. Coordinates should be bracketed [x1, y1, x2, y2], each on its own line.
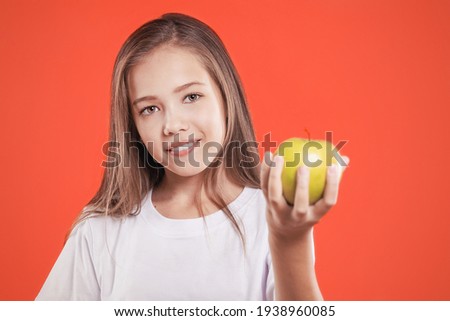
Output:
[67, 13, 260, 250]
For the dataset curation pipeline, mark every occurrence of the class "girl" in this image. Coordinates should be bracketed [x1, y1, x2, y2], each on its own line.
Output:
[36, 13, 349, 300]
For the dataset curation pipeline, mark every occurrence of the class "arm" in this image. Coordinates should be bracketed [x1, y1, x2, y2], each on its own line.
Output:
[261, 152, 349, 300]
[269, 227, 322, 300]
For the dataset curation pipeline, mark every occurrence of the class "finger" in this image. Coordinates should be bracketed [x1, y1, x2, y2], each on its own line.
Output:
[340, 155, 350, 173]
[312, 164, 340, 218]
[260, 152, 271, 199]
[336, 155, 350, 183]
[293, 165, 310, 216]
[267, 154, 285, 210]
[342, 155, 350, 166]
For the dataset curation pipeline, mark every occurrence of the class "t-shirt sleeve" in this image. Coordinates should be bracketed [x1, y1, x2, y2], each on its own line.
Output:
[35, 219, 100, 300]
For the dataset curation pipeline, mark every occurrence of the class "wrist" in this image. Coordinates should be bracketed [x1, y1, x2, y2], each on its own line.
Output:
[268, 225, 314, 245]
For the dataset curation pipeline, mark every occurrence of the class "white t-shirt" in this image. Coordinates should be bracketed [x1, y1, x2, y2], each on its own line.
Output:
[36, 187, 278, 300]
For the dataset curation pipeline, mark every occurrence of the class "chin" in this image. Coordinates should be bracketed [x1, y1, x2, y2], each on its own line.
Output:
[166, 165, 208, 178]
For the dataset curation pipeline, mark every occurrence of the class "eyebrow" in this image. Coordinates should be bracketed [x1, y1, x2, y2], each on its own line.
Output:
[132, 81, 206, 106]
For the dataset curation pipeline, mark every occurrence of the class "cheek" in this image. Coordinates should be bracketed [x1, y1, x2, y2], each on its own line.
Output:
[199, 114, 225, 141]
[134, 120, 158, 140]
[134, 122, 161, 152]
[198, 104, 226, 136]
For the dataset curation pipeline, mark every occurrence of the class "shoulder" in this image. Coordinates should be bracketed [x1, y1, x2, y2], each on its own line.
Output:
[236, 186, 267, 225]
[68, 206, 139, 243]
[242, 187, 266, 210]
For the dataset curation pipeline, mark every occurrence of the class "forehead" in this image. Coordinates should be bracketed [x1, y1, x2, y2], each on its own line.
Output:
[128, 46, 211, 96]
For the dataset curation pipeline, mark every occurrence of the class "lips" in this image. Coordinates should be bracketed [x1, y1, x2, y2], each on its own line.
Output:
[166, 139, 201, 151]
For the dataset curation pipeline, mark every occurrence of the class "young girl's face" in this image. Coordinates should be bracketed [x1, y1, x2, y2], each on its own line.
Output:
[128, 46, 227, 178]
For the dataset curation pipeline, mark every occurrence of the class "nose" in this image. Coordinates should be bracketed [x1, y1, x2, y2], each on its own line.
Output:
[162, 111, 189, 136]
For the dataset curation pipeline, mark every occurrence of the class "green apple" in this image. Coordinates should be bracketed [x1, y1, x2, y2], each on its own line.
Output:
[274, 137, 344, 205]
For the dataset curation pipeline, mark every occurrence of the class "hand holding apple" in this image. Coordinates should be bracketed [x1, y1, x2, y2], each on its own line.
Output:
[260, 139, 349, 240]
[260, 137, 349, 300]
[274, 137, 347, 205]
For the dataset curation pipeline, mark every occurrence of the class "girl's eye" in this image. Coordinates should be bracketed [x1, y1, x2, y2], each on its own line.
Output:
[184, 93, 202, 103]
[139, 105, 159, 116]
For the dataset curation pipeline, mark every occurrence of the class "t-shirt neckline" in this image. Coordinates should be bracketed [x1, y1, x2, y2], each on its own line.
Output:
[141, 186, 257, 237]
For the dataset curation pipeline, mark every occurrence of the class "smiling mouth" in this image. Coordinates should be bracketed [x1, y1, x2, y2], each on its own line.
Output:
[166, 139, 201, 153]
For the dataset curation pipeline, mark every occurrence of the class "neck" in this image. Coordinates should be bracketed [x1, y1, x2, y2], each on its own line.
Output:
[158, 170, 206, 199]
[153, 168, 244, 209]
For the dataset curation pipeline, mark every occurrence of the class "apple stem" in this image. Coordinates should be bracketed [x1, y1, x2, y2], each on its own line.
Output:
[305, 128, 311, 141]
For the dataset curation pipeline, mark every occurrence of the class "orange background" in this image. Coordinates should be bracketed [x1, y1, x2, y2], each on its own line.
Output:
[1, 0, 449, 300]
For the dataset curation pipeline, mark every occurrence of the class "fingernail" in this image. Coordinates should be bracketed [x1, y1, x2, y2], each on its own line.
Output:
[329, 164, 338, 174]
[342, 156, 350, 166]
[274, 155, 283, 165]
